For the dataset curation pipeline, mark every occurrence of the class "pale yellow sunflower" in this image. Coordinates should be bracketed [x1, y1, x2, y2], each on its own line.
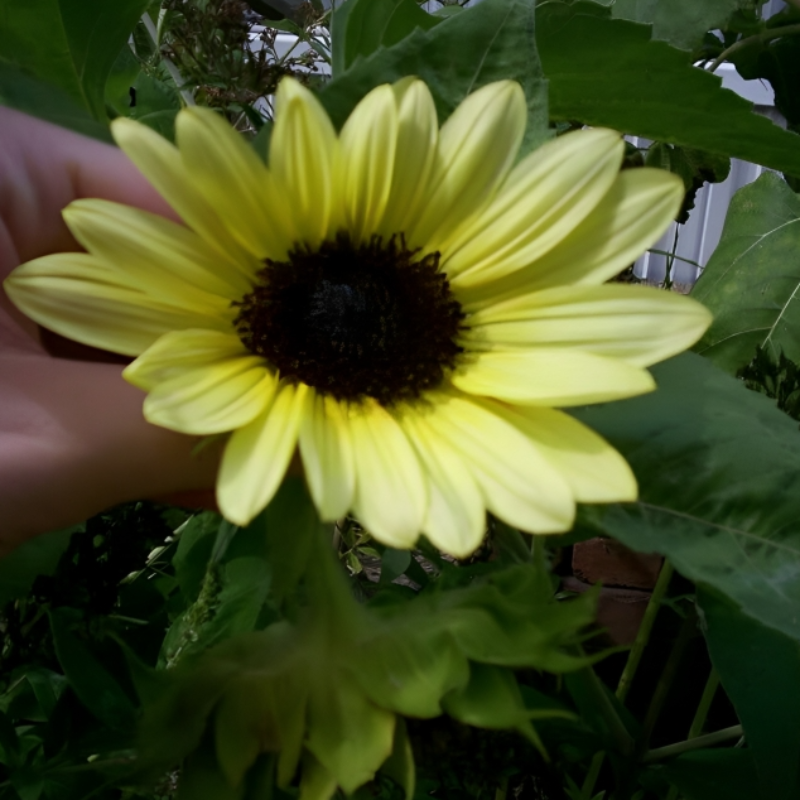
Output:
[5, 77, 711, 556]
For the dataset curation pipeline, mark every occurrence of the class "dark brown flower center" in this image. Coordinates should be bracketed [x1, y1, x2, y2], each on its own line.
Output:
[233, 233, 465, 406]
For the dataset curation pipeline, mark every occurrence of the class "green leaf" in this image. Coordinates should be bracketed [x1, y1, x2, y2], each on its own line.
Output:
[574, 352, 800, 642]
[251, 121, 273, 165]
[441, 663, 547, 749]
[179, 736, 241, 800]
[49, 610, 137, 730]
[173, 512, 224, 601]
[105, 42, 141, 117]
[352, 623, 469, 718]
[130, 72, 181, 140]
[694, 172, 800, 374]
[657, 750, 759, 800]
[24, 670, 66, 721]
[379, 548, 412, 585]
[258, 478, 321, 605]
[611, 0, 748, 51]
[0, 711, 20, 766]
[9, 769, 44, 800]
[161, 556, 272, 664]
[321, 0, 550, 156]
[0, 525, 77, 606]
[0, 60, 112, 141]
[644, 142, 730, 223]
[332, 0, 441, 76]
[698, 587, 800, 800]
[0, 0, 151, 120]
[729, 10, 800, 129]
[306, 672, 395, 794]
[380, 719, 415, 800]
[537, 2, 800, 174]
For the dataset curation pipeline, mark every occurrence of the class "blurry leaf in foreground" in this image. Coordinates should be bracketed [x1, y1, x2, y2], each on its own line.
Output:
[135, 512, 594, 799]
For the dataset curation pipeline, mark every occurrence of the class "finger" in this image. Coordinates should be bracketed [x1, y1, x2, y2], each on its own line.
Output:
[0, 106, 175, 273]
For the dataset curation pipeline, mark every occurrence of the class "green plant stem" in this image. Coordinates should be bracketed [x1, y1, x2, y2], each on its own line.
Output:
[688, 669, 720, 740]
[641, 725, 744, 764]
[531, 532, 547, 573]
[578, 661, 636, 800]
[641, 611, 696, 745]
[708, 23, 800, 72]
[664, 226, 680, 290]
[581, 559, 674, 799]
[617, 560, 674, 703]
[648, 249, 702, 269]
[495, 776, 509, 800]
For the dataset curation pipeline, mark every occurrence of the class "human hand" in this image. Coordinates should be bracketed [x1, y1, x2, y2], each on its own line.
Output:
[0, 108, 220, 551]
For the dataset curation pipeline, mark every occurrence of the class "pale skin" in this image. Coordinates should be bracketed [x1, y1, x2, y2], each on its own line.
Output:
[0, 107, 221, 552]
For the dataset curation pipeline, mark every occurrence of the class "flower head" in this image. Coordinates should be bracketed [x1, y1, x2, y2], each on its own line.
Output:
[5, 78, 711, 556]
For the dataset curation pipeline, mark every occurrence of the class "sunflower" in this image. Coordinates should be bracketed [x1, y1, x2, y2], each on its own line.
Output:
[5, 78, 711, 556]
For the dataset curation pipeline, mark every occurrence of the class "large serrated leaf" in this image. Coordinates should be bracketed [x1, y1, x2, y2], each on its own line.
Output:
[537, 3, 800, 174]
[0, 0, 150, 120]
[331, 0, 441, 77]
[693, 172, 800, 374]
[321, 0, 549, 156]
[611, 0, 749, 51]
[0, 60, 112, 141]
[573, 352, 800, 642]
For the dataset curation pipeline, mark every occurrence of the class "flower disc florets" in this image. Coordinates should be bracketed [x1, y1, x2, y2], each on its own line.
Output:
[233, 233, 464, 406]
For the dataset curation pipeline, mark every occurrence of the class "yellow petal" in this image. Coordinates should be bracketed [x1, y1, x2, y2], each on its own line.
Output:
[298, 392, 356, 521]
[445, 129, 624, 284]
[64, 199, 251, 299]
[270, 78, 337, 249]
[111, 117, 255, 270]
[423, 395, 574, 534]
[349, 402, 426, 549]
[124, 330, 276, 435]
[458, 168, 683, 309]
[401, 414, 486, 558]
[407, 81, 526, 249]
[377, 78, 439, 238]
[475, 399, 637, 503]
[337, 84, 398, 244]
[466, 284, 713, 366]
[124, 329, 252, 390]
[4, 254, 230, 356]
[177, 106, 296, 260]
[217, 382, 308, 526]
[452, 349, 656, 406]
